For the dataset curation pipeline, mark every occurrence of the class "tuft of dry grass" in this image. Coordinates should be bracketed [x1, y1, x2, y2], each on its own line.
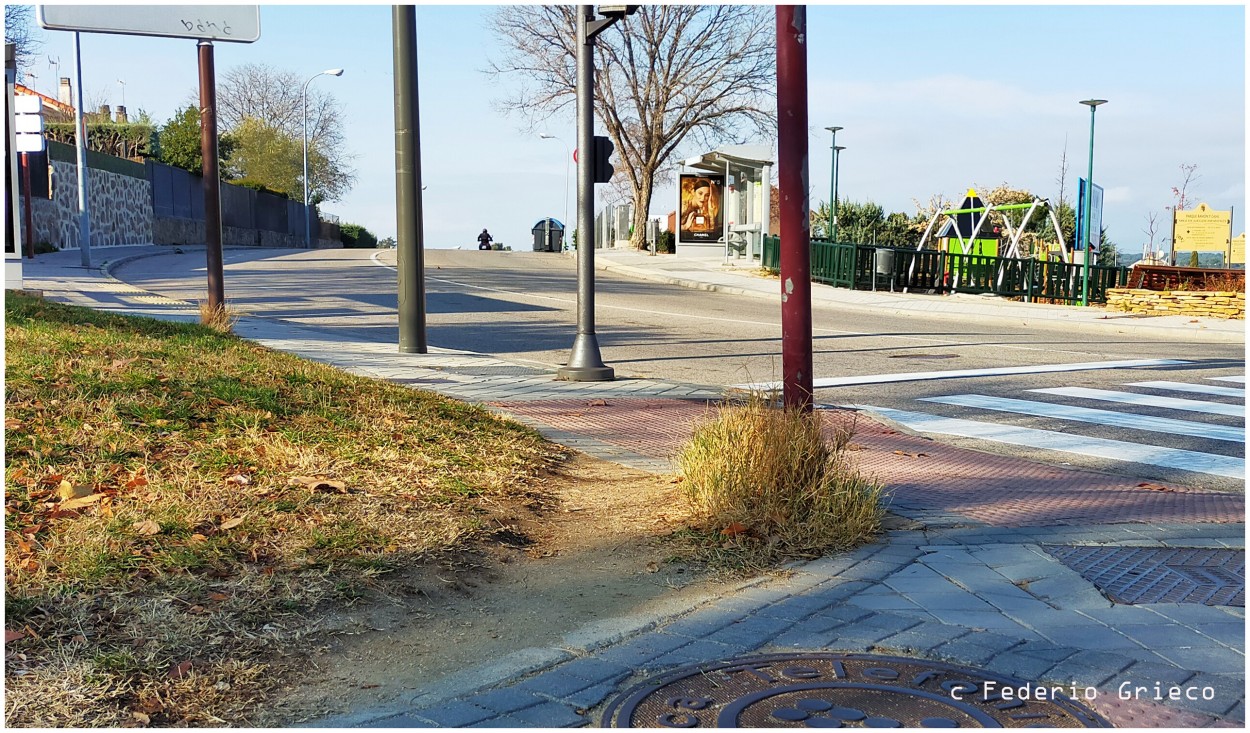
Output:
[198, 300, 239, 333]
[4, 291, 563, 727]
[674, 396, 884, 571]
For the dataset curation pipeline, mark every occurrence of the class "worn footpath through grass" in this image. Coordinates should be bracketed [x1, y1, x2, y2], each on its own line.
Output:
[3, 292, 563, 727]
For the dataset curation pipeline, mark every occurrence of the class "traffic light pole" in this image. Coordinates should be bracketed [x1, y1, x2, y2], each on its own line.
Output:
[557, 4, 614, 382]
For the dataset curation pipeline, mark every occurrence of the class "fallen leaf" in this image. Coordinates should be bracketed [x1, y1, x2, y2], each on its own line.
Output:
[721, 522, 749, 537]
[588, 399, 608, 407]
[291, 476, 347, 493]
[219, 517, 244, 531]
[5, 418, 23, 430]
[5, 630, 27, 643]
[130, 711, 150, 726]
[60, 493, 104, 510]
[135, 698, 164, 715]
[1136, 482, 1175, 493]
[133, 520, 161, 536]
[645, 561, 660, 573]
[108, 357, 139, 371]
[846, 443, 864, 451]
[167, 661, 193, 680]
[188, 605, 207, 615]
[125, 476, 149, 489]
[21, 559, 38, 572]
[225, 474, 250, 486]
[207, 592, 230, 602]
[189, 533, 208, 542]
[209, 397, 230, 407]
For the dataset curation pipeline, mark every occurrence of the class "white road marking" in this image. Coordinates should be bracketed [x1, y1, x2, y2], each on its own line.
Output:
[736, 359, 1190, 391]
[1210, 376, 1247, 384]
[1125, 381, 1246, 399]
[922, 394, 1244, 443]
[1031, 387, 1244, 418]
[846, 405, 1245, 479]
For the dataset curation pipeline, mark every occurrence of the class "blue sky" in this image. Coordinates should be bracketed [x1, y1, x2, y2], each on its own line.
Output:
[24, 3, 1246, 255]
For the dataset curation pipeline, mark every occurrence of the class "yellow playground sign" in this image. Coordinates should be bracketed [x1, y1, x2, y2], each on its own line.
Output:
[1173, 203, 1232, 252]
[1231, 233, 1245, 266]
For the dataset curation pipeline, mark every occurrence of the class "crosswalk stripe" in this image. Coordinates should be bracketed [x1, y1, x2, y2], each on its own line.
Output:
[735, 358, 1191, 391]
[845, 405, 1245, 479]
[1030, 387, 1244, 418]
[1210, 376, 1246, 384]
[921, 394, 1244, 443]
[1125, 381, 1246, 399]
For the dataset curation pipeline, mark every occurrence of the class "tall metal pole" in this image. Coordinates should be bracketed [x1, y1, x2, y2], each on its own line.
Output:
[72, 32, 91, 268]
[1079, 99, 1106, 307]
[302, 81, 310, 247]
[556, 4, 613, 381]
[393, 5, 426, 354]
[777, 6, 813, 412]
[198, 41, 224, 313]
[824, 126, 840, 240]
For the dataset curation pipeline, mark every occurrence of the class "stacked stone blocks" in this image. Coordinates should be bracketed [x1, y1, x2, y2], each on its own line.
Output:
[1106, 288, 1244, 320]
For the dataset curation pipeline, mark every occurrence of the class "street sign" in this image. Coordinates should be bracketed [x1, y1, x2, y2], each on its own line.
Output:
[1074, 178, 1104, 251]
[36, 5, 260, 43]
[13, 94, 44, 152]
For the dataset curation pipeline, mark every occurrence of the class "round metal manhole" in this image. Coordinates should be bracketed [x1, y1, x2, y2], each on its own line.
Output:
[602, 653, 1110, 728]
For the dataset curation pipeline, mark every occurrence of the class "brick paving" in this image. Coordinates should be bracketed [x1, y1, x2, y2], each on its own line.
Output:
[495, 398, 1245, 527]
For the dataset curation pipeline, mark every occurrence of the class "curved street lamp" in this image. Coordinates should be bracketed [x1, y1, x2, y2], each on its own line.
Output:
[303, 68, 344, 247]
[1079, 98, 1107, 306]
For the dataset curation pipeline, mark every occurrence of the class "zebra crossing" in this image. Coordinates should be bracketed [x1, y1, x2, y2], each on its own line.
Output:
[844, 374, 1245, 480]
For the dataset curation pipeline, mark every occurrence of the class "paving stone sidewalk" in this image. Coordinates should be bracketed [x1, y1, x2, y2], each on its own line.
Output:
[15, 248, 1245, 728]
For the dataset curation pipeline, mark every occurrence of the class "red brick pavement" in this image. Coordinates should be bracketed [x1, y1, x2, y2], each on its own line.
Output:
[492, 398, 1245, 528]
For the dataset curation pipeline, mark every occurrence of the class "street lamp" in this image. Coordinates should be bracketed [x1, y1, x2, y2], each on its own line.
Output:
[833, 146, 846, 242]
[824, 126, 841, 240]
[302, 67, 344, 247]
[1079, 98, 1107, 306]
[539, 133, 571, 231]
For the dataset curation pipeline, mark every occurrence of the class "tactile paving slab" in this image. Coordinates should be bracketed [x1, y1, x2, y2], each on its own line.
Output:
[602, 653, 1110, 728]
[1043, 545, 1245, 606]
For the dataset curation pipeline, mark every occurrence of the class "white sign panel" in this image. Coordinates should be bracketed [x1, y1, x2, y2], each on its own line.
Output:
[15, 114, 43, 134]
[37, 5, 260, 43]
[15, 95, 41, 114]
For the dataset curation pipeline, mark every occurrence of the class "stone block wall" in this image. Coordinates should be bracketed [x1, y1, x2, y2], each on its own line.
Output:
[1106, 288, 1245, 320]
[25, 159, 153, 248]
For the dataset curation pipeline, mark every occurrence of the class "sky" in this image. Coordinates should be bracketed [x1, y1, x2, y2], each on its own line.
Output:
[17, 3, 1247, 256]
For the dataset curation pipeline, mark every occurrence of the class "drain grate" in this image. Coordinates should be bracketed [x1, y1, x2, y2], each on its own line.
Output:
[1042, 546, 1244, 606]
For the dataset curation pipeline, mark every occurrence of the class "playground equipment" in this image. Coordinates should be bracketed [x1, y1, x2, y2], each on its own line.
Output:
[916, 189, 1070, 263]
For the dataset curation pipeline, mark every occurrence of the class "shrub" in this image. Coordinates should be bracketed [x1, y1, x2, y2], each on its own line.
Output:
[655, 229, 676, 254]
[676, 396, 883, 566]
[340, 223, 378, 249]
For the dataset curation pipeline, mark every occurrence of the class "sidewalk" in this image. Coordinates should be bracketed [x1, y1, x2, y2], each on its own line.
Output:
[12, 246, 1246, 728]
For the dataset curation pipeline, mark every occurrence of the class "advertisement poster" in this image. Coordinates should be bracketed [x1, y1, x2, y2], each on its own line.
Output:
[1074, 178, 1104, 251]
[678, 173, 724, 243]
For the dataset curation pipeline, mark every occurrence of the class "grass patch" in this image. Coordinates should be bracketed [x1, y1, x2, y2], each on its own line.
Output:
[3, 291, 563, 727]
[675, 396, 884, 571]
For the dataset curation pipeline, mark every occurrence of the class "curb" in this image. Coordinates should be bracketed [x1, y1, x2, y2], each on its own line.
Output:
[592, 256, 1245, 344]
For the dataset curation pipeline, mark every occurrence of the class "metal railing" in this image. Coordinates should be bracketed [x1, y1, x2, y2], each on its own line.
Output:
[761, 236, 1128, 304]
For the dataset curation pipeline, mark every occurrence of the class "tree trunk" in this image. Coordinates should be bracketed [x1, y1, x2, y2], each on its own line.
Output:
[629, 172, 654, 250]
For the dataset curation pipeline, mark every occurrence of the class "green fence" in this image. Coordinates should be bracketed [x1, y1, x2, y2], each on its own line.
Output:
[760, 236, 1127, 304]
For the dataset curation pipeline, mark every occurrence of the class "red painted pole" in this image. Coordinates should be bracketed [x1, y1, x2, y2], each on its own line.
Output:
[20, 152, 33, 258]
[776, 6, 814, 412]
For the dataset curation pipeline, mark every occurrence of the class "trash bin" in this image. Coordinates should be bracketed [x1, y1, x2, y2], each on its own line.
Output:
[531, 218, 566, 252]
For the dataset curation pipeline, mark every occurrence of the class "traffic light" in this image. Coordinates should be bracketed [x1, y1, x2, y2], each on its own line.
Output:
[592, 135, 614, 184]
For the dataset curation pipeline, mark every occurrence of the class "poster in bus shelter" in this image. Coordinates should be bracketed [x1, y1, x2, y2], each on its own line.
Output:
[678, 174, 724, 243]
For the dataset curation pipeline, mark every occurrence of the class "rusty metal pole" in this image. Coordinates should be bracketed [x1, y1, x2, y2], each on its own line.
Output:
[198, 40, 224, 313]
[776, 6, 814, 412]
[21, 152, 33, 258]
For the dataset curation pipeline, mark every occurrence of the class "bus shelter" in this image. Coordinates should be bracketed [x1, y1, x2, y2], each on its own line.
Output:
[677, 144, 772, 263]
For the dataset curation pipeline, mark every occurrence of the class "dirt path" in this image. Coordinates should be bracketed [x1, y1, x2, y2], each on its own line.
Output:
[263, 453, 740, 725]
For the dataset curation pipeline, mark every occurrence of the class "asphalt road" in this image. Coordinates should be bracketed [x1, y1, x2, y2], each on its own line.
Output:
[113, 247, 1245, 492]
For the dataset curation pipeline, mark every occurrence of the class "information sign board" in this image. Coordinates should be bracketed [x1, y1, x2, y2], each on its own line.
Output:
[37, 5, 260, 43]
[1173, 203, 1232, 253]
[1074, 178, 1104, 251]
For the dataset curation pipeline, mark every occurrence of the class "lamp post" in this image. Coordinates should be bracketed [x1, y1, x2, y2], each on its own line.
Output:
[833, 145, 846, 242]
[302, 67, 343, 247]
[1079, 98, 1107, 307]
[824, 126, 841, 240]
[539, 134, 570, 231]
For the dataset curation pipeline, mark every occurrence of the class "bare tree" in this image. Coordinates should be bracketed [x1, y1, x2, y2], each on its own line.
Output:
[1170, 162, 1200, 212]
[4, 6, 41, 78]
[1142, 211, 1160, 261]
[185, 63, 355, 203]
[488, 6, 775, 249]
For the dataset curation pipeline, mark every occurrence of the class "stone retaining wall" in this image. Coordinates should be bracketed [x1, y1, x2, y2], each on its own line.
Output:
[153, 217, 337, 249]
[1106, 288, 1245, 320]
[24, 159, 153, 247]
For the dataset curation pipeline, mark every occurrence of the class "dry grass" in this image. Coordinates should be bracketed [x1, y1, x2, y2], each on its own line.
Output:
[4, 291, 563, 727]
[198, 300, 239, 333]
[674, 396, 884, 571]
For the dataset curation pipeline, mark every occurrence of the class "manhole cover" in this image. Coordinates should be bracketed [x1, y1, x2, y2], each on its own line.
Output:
[602, 653, 1109, 728]
[1043, 546, 1244, 606]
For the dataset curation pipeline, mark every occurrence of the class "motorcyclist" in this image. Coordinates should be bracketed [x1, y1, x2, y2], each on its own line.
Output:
[477, 228, 493, 250]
